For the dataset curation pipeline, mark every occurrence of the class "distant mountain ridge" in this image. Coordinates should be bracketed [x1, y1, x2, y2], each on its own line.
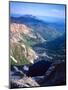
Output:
[10, 15, 62, 41]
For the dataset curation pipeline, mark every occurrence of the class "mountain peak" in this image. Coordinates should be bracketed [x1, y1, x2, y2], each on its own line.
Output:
[23, 14, 37, 18]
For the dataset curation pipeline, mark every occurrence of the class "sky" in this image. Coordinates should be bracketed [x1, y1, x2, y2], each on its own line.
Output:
[10, 2, 66, 23]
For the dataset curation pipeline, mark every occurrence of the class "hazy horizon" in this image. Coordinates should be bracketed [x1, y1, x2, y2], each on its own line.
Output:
[10, 2, 65, 23]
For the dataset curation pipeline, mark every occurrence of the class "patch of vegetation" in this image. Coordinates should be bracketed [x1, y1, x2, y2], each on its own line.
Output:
[10, 43, 30, 65]
[20, 33, 37, 46]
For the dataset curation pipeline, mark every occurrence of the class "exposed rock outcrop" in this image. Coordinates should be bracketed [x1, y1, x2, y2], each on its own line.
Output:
[10, 23, 38, 64]
[10, 76, 39, 88]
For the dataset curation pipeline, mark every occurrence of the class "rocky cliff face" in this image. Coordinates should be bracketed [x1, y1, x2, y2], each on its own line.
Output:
[11, 76, 39, 88]
[10, 23, 37, 42]
[10, 23, 38, 65]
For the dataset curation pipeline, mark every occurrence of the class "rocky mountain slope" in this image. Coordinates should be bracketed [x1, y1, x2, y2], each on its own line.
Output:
[10, 23, 39, 65]
[11, 76, 39, 88]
